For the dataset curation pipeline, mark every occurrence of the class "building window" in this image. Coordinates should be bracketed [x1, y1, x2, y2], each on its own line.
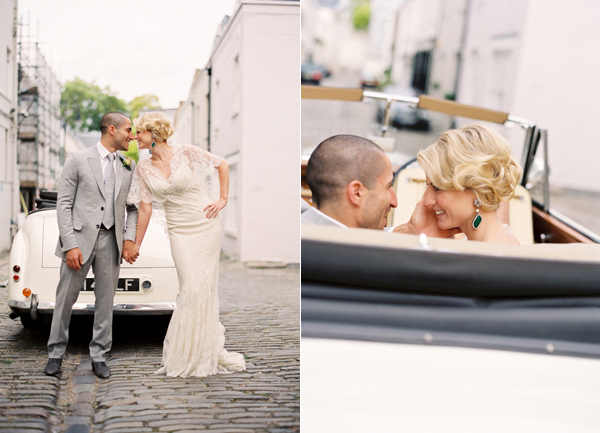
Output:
[411, 50, 431, 93]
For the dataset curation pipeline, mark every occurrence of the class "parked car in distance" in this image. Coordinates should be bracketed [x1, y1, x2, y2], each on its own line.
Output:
[376, 85, 430, 130]
[301, 62, 326, 85]
[7, 191, 179, 329]
[359, 71, 379, 88]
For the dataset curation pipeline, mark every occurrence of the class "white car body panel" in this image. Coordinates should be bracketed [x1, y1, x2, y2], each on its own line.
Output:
[8, 209, 179, 316]
[302, 338, 600, 433]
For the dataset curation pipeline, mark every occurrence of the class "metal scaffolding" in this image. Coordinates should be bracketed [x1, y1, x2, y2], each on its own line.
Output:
[17, 15, 63, 212]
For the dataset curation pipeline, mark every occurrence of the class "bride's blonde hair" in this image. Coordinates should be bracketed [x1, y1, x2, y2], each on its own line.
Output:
[134, 112, 174, 142]
[417, 124, 522, 212]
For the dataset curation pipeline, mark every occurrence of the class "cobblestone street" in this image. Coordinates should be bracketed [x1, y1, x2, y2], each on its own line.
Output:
[0, 251, 300, 432]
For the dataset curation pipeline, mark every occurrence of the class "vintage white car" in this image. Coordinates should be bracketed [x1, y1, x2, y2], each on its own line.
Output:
[7, 193, 178, 328]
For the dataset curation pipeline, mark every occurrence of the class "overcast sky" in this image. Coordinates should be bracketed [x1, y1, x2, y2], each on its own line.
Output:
[18, 0, 237, 108]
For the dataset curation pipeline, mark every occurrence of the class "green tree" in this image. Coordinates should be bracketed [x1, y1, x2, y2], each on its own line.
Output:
[128, 94, 161, 120]
[61, 77, 128, 132]
[121, 139, 139, 163]
[352, 0, 370, 30]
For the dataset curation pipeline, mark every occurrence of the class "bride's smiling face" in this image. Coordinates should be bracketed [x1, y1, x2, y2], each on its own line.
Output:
[135, 130, 153, 149]
[423, 175, 476, 231]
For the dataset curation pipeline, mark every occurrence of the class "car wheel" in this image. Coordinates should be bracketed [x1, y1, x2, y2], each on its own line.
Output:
[20, 314, 43, 329]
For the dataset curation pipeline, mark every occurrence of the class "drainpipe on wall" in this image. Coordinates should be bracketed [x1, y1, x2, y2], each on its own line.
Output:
[206, 66, 211, 152]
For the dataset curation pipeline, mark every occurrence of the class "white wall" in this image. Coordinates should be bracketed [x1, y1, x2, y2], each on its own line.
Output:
[391, 0, 442, 87]
[365, 0, 400, 74]
[210, 1, 300, 263]
[172, 71, 210, 150]
[0, 0, 18, 252]
[511, 0, 600, 192]
[458, 0, 528, 112]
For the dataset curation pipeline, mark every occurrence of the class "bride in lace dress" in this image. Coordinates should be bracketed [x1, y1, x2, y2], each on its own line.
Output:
[127, 112, 245, 377]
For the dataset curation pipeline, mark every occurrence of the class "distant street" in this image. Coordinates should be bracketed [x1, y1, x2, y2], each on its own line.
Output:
[302, 73, 450, 166]
[302, 73, 600, 236]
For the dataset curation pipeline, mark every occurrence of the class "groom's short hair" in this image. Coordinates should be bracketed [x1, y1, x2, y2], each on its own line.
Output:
[306, 135, 387, 208]
[100, 112, 129, 135]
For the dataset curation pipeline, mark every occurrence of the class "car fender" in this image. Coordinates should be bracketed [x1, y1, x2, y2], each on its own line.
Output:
[8, 226, 29, 305]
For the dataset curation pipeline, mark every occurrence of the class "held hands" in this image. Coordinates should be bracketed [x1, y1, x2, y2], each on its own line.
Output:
[122, 240, 140, 264]
[204, 197, 228, 219]
[66, 248, 84, 271]
[397, 198, 462, 238]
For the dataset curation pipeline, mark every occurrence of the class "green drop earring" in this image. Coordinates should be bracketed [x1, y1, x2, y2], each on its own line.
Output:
[472, 199, 482, 229]
[149, 135, 156, 154]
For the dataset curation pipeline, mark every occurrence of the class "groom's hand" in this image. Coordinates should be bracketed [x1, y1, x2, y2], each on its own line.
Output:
[66, 248, 83, 271]
[122, 240, 139, 264]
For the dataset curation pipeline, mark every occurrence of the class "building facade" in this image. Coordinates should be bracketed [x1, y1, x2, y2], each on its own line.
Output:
[175, 0, 300, 264]
[0, 0, 19, 252]
[391, 0, 600, 192]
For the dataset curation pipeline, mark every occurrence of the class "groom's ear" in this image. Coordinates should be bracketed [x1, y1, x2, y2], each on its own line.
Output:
[346, 180, 365, 207]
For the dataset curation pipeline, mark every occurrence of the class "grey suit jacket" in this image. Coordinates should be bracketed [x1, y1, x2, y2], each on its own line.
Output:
[54, 145, 138, 264]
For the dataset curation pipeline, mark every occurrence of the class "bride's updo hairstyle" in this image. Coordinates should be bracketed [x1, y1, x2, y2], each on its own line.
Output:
[417, 124, 522, 212]
[134, 112, 174, 142]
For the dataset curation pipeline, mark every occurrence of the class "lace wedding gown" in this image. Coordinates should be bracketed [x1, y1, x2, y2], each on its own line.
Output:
[128, 144, 245, 377]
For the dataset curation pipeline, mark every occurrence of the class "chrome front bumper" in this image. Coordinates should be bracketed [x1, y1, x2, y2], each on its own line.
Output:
[9, 298, 175, 316]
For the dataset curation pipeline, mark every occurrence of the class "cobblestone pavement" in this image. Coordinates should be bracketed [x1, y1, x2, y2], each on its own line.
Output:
[0, 251, 299, 432]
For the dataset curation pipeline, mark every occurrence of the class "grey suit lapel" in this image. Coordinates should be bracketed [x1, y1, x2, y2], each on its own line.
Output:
[115, 153, 125, 199]
[88, 149, 105, 199]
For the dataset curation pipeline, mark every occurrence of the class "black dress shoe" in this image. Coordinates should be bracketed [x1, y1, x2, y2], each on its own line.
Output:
[92, 361, 110, 378]
[45, 358, 62, 376]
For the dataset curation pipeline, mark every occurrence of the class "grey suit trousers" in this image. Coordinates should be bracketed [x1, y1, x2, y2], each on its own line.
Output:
[48, 228, 120, 361]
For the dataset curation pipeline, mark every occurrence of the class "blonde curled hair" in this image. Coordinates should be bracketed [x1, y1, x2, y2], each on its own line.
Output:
[133, 112, 174, 143]
[417, 124, 522, 212]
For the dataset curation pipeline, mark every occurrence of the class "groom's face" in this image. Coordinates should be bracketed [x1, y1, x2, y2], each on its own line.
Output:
[113, 118, 134, 151]
[359, 156, 398, 230]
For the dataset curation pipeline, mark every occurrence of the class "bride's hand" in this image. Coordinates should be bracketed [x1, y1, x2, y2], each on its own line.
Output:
[204, 197, 228, 219]
[408, 198, 462, 238]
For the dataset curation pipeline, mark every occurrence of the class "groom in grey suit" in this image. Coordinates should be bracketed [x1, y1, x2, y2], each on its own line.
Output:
[45, 112, 140, 378]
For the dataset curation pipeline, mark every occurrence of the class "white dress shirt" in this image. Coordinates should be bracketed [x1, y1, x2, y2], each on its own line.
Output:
[96, 141, 118, 181]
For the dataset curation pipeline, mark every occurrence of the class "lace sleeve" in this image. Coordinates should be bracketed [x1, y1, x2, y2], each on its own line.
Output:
[180, 144, 223, 176]
[127, 161, 153, 207]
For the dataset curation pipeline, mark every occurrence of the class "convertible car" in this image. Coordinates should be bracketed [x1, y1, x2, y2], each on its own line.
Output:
[7, 191, 178, 328]
[301, 86, 600, 432]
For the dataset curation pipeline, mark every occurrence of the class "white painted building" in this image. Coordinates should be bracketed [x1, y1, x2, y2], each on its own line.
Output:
[390, 0, 443, 91]
[302, 0, 368, 77]
[364, 0, 404, 77]
[508, 0, 600, 192]
[392, 0, 600, 192]
[175, 0, 300, 264]
[0, 0, 19, 252]
[171, 69, 210, 150]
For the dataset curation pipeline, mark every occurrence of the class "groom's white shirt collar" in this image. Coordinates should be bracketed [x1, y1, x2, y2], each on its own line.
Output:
[96, 141, 117, 180]
[302, 206, 395, 232]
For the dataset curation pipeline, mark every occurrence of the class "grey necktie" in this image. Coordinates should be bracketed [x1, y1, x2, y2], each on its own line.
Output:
[101, 153, 116, 229]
